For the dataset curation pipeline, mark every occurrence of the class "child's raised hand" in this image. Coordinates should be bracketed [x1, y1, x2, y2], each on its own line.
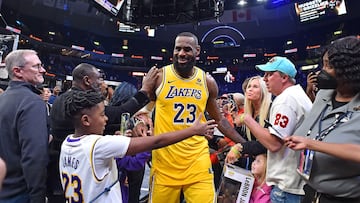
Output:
[192, 113, 217, 136]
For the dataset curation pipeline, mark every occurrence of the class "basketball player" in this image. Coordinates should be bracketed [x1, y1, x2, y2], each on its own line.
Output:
[58, 89, 217, 203]
[147, 32, 245, 203]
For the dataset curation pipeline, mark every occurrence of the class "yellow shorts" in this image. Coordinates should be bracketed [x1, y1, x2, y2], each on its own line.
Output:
[148, 176, 216, 203]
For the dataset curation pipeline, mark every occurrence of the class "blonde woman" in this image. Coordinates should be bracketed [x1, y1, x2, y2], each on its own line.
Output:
[226, 76, 272, 166]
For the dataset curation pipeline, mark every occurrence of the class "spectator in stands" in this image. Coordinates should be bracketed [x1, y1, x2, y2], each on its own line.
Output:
[58, 89, 217, 202]
[285, 36, 360, 202]
[39, 86, 52, 115]
[107, 81, 151, 203]
[106, 85, 114, 105]
[231, 92, 245, 115]
[48, 85, 61, 105]
[227, 57, 313, 203]
[100, 80, 113, 106]
[242, 77, 251, 94]
[206, 96, 236, 189]
[39, 85, 53, 143]
[207, 92, 244, 188]
[0, 49, 49, 202]
[116, 108, 153, 203]
[227, 76, 271, 169]
[224, 71, 234, 83]
[48, 63, 159, 203]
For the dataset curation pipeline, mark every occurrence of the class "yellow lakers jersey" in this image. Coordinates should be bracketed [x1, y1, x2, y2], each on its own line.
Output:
[152, 64, 212, 185]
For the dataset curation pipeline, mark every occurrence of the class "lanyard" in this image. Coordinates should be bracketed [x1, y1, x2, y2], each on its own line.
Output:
[306, 104, 350, 141]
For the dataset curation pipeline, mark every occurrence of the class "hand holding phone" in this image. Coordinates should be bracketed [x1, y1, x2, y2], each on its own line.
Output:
[120, 113, 130, 135]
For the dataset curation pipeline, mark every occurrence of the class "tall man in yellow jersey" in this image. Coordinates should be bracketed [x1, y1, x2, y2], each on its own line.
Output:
[148, 32, 245, 203]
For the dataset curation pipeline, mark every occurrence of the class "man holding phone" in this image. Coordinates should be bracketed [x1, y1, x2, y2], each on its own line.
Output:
[226, 56, 312, 203]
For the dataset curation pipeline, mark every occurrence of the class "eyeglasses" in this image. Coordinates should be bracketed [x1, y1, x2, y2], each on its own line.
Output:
[19, 63, 45, 71]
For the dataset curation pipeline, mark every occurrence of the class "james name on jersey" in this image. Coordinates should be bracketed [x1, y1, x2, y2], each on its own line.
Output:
[62, 155, 80, 170]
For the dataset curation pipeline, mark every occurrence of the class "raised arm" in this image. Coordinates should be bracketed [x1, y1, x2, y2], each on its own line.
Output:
[242, 113, 283, 152]
[126, 113, 217, 155]
[285, 135, 360, 163]
[205, 74, 246, 144]
[105, 67, 159, 125]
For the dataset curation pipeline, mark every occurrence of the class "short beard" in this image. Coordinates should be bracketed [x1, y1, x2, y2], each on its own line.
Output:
[173, 57, 196, 77]
[90, 83, 101, 93]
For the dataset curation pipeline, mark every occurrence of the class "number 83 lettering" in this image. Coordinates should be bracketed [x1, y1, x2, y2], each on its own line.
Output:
[274, 113, 289, 128]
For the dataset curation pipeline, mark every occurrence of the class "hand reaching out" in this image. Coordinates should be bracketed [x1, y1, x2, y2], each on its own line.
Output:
[192, 113, 217, 136]
[225, 143, 242, 164]
[284, 136, 311, 150]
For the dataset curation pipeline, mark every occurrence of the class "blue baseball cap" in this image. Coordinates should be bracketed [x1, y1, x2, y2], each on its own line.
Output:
[256, 56, 297, 78]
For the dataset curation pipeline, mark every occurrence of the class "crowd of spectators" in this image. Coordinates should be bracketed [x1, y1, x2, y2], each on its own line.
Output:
[1, 33, 360, 203]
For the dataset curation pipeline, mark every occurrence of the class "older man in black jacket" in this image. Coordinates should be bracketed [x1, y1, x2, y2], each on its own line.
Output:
[0, 49, 49, 203]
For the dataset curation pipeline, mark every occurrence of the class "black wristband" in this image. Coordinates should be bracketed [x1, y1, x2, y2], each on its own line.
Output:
[214, 137, 221, 144]
[134, 90, 150, 106]
[241, 142, 247, 155]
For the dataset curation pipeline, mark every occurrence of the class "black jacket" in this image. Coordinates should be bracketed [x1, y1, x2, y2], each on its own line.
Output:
[50, 87, 150, 146]
[0, 81, 49, 202]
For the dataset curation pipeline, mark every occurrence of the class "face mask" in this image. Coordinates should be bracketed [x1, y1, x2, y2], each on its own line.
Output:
[316, 70, 337, 89]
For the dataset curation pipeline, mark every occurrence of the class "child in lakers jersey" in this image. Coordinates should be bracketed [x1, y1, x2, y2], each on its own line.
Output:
[59, 89, 216, 203]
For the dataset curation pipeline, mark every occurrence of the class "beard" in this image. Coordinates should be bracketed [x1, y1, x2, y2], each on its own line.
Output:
[90, 83, 101, 93]
[173, 55, 196, 76]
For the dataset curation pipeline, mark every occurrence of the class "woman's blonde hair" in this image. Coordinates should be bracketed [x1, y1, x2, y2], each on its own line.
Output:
[244, 76, 272, 141]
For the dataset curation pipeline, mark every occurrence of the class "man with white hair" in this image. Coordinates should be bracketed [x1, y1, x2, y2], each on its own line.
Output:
[231, 92, 245, 114]
[0, 49, 49, 202]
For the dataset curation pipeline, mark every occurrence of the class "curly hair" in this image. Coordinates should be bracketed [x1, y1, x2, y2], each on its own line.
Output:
[64, 89, 105, 119]
[326, 36, 360, 92]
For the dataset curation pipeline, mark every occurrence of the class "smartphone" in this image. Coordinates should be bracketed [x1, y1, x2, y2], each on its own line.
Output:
[120, 113, 130, 135]
[264, 119, 285, 140]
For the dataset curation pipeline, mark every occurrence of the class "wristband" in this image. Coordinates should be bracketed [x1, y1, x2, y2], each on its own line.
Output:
[134, 90, 150, 106]
[235, 143, 243, 153]
[230, 143, 243, 159]
[239, 113, 246, 124]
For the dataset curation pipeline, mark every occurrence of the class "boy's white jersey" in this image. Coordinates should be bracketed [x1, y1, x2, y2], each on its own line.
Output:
[59, 134, 131, 203]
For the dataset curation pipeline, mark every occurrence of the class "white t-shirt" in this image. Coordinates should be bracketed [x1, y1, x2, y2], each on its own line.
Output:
[59, 134, 131, 203]
[266, 84, 312, 195]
